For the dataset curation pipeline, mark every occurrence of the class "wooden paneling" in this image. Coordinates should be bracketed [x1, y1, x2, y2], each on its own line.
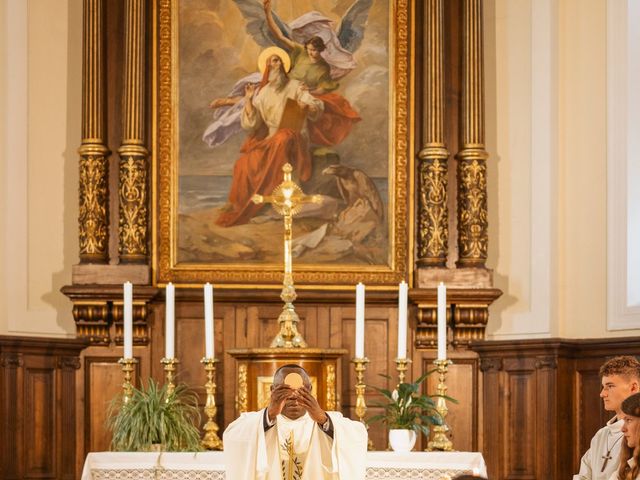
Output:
[0, 336, 85, 480]
[420, 349, 480, 453]
[25, 364, 56, 477]
[73, 295, 408, 452]
[471, 337, 640, 480]
[83, 356, 137, 453]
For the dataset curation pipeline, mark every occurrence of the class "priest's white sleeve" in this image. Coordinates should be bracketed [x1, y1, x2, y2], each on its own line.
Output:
[223, 409, 271, 480]
[324, 411, 368, 479]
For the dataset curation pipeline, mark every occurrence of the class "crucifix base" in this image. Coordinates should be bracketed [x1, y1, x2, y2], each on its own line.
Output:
[270, 301, 307, 348]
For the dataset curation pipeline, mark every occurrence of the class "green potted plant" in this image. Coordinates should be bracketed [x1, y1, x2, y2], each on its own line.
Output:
[368, 371, 452, 452]
[107, 378, 203, 452]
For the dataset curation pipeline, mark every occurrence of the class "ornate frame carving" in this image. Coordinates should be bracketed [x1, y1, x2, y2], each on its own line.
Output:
[153, 0, 414, 287]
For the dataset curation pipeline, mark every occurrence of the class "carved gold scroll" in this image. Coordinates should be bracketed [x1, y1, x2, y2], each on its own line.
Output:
[118, 0, 149, 263]
[78, 0, 109, 264]
[417, 0, 449, 268]
[456, 0, 488, 267]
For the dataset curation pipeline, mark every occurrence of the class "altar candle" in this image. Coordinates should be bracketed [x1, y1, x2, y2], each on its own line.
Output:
[165, 283, 175, 359]
[355, 283, 365, 358]
[123, 282, 133, 359]
[204, 283, 214, 358]
[437, 282, 447, 360]
[397, 281, 408, 359]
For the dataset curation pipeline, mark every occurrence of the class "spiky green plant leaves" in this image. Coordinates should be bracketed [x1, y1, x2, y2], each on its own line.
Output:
[107, 379, 203, 452]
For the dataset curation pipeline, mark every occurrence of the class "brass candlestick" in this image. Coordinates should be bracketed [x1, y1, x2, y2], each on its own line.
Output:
[160, 358, 179, 396]
[352, 357, 369, 421]
[118, 357, 138, 404]
[201, 358, 223, 450]
[352, 357, 374, 450]
[252, 163, 321, 348]
[427, 359, 454, 451]
[394, 357, 412, 384]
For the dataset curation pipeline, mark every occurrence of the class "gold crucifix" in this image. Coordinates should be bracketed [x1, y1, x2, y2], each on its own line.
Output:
[252, 163, 322, 348]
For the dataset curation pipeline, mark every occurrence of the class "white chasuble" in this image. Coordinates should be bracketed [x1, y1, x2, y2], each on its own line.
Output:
[223, 408, 367, 480]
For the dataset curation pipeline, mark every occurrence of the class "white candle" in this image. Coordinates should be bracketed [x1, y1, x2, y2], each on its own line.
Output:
[437, 282, 447, 360]
[165, 283, 175, 359]
[204, 283, 214, 358]
[355, 283, 365, 358]
[123, 281, 133, 359]
[397, 281, 408, 359]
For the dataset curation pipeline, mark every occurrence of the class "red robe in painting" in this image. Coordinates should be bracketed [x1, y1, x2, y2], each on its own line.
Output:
[215, 77, 360, 227]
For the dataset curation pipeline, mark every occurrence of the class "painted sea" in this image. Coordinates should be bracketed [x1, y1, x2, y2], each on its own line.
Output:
[176, 174, 390, 265]
[178, 175, 389, 215]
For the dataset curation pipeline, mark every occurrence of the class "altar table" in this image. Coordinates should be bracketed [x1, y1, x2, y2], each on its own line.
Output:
[81, 451, 487, 479]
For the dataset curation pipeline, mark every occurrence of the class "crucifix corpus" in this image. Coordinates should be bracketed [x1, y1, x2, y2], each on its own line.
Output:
[252, 163, 322, 348]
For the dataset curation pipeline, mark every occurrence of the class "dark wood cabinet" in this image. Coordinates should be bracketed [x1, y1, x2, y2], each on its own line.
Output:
[0, 336, 86, 480]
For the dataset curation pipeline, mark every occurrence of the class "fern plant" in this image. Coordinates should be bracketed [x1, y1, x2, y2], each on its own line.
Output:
[108, 379, 203, 452]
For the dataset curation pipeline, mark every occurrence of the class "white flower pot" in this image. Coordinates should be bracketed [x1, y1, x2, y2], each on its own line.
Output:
[388, 429, 417, 452]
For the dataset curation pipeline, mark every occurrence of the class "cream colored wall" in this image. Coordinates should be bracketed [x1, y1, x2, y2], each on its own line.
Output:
[0, 0, 81, 337]
[486, 0, 640, 339]
[557, 0, 609, 338]
[0, 0, 634, 339]
[0, 0, 7, 334]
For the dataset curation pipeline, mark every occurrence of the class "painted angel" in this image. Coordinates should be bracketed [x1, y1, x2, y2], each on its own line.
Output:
[203, 0, 373, 149]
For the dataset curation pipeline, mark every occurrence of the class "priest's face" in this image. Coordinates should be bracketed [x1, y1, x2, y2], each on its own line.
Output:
[272, 367, 312, 420]
[601, 374, 640, 414]
[622, 415, 640, 448]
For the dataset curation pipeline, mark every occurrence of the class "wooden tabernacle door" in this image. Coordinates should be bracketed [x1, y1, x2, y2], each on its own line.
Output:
[227, 348, 347, 414]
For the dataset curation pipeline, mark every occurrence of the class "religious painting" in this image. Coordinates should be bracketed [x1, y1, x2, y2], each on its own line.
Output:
[155, 0, 414, 286]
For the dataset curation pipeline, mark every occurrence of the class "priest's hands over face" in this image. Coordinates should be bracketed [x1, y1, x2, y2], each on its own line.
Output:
[267, 384, 293, 421]
[267, 385, 329, 425]
[295, 387, 328, 424]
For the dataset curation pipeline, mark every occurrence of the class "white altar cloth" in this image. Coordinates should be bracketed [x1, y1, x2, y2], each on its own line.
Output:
[81, 451, 487, 479]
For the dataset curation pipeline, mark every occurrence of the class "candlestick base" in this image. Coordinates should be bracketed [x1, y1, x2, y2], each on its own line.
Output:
[426, 359, 454, 452]
[160, 357, 179, 397]
[394, 357, 412, 385]
[201, 358, 223, 450]
[118, 357, 138, 404]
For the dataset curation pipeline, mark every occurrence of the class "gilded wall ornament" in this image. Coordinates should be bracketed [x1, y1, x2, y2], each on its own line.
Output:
[118, 155, 148, 260]
[325, 364, 336, 411]
[457, 157, 488, 264]
[237, 363, 248, 413]
[78, 153, 109, 262]
[418, 156, 448, 265]
[72, 301, 110, 345]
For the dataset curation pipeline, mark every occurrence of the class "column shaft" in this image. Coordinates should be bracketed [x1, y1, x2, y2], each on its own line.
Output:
[417, 0, 449, 268]
[118, 0, 149, 263]
[78, 0, 109, 264]
[456, 0, 488, 267]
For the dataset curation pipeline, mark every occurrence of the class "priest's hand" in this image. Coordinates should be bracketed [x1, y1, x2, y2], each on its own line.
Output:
[295, 387, 328, 425]
[267, 385, 294, 421]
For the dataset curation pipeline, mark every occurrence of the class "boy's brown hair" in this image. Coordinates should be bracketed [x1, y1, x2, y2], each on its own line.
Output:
[599, 355, 640, 379]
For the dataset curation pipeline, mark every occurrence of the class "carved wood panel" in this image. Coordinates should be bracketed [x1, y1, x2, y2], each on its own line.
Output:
[84, 357, 129, 453]
[25, 363, 56, 478]
[0, 337, 85, 480]
[140, 299, 401, 451]
[472, 338, 640, 480]
[504, 360, 536, 479]
[429, 355, 478, 452]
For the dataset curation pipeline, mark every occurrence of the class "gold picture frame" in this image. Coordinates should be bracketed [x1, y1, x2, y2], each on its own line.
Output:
[154, 0, 414, 287]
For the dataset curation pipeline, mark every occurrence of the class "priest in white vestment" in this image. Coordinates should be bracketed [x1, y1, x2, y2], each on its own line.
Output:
[574, 356, 640, 480]
[223, 364, 368, 479]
